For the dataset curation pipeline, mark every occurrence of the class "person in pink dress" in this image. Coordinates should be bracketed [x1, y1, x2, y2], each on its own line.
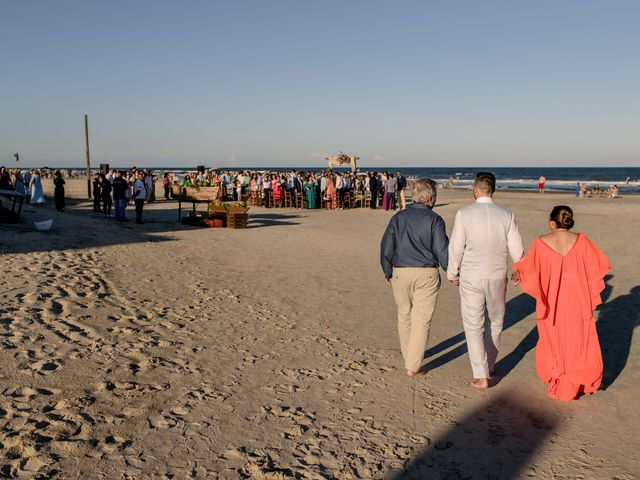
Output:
[512, 206, 610, 401]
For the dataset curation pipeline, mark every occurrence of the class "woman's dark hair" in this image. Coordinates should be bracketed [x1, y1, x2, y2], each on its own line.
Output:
[550, 205, 575, 230]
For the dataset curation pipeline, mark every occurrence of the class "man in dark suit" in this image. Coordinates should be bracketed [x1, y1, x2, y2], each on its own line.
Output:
[370, 172, 379, 209]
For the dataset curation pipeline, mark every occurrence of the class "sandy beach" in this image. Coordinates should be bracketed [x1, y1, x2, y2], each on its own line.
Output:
[1, 178, 638, 479]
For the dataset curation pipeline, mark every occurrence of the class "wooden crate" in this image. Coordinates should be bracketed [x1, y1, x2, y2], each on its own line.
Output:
[227, 213, 248, 229]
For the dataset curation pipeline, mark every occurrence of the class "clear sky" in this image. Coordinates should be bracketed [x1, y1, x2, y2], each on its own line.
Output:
[2, 1, 639, 168]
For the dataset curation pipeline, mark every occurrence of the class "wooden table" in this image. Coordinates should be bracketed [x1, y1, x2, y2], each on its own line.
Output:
[174, 195, 212, 221]
[0, 189, 26, 222]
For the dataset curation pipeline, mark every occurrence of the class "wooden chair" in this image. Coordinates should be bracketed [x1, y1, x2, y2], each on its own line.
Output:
[295, 192, 304, 209]
[284, 191, 293, 208]
[363, 192, 371, 208]
[254, 190, 263, 207]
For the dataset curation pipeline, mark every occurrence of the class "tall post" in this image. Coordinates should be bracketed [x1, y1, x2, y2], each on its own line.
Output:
[84, 114, 91, 199]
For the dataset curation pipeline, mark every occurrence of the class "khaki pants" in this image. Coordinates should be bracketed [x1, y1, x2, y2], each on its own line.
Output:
[392, 267, 441, 372]
[397, 190, 406, 209]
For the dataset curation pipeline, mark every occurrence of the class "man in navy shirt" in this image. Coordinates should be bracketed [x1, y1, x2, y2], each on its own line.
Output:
[380, 178, 449, 377]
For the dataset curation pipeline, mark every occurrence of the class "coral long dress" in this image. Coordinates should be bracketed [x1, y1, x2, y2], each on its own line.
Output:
[512, 233, 610, 401]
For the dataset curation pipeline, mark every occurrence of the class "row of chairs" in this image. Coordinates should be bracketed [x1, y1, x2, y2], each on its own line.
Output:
[254, 190, 376, 209]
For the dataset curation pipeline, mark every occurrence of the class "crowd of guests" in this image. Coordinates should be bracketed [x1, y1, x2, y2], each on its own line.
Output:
[92, 169, 156, 223]
[0, 167, 49, 207]
[165, 169, 410, 211]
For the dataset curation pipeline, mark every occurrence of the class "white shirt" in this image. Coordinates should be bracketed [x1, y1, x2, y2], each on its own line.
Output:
[447, 197, 524, 280]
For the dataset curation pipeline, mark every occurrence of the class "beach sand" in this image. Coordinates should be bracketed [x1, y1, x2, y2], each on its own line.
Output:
[0, 178, 638, 478]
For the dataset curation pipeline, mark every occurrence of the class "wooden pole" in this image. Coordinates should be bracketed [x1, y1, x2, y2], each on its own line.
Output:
[84, 114, 91, 199]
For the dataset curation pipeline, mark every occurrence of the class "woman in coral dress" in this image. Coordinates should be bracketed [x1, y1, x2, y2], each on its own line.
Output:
[512, 206, 610, 401]
[273, 177, 283, 207]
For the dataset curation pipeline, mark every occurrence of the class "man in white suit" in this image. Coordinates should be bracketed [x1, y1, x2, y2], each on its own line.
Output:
[447, 172, 524, 388]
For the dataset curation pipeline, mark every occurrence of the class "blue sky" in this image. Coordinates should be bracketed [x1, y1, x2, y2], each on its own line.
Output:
[2, 1, 639, 168]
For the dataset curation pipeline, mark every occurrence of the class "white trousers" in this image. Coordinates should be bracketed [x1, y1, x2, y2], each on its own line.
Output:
[459, 277, 507, 378]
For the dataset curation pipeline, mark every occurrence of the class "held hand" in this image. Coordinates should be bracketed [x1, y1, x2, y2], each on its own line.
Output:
[385, 278, 392, 287]
[448, 275, 460, 287]
[511, 271, 520, 286]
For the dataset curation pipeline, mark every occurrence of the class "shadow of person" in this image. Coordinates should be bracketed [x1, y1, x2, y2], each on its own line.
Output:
[388, 390, 559, 479]
[596, 278, 640, 389]
[422, 292, 536, 373]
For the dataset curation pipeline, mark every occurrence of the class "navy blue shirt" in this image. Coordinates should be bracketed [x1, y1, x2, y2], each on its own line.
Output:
[380, 204, 449, 279]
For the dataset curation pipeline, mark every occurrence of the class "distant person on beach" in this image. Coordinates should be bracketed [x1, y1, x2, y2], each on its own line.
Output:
[53, 170, 65, 212]
[538, 175, 546, 195]
[92, 173, 102, 212]
[384, 173, 397, 211]
[112, 171, 129, 221]
[133, 171, 147, 224]
[447, 172, 524, 389]
[0, 166, 12, 190]
[380, 178, 449, 377]
[512, 206, 610, 401]
[163, 173, 171, 200]
[576, 182, 580, 197]
[449, 176, 454, 191]
[100, 173, 112, 217]
[369, 172, 379, 209]
[396, 172, 407, 210]
[29, 170, 46, 206]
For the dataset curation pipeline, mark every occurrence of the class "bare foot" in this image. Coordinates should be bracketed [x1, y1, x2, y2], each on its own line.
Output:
[406, 369, 417, 377]
[470, 378, 489, 389]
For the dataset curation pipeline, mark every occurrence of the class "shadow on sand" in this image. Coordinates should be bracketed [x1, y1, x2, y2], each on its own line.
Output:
[422, 293, 536, 373]
[0, 202, 305, 254]
[596, 276, 639, 389]
[249, 213, 303, 228]
[388, 390, 559, 479]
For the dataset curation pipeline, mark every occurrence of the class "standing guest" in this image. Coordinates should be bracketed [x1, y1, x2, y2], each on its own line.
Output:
[538, 175, 546, 195]
[304, 175, 316, 209]
[145, 170, 154, 202]
[0, 166, 13, 190]
[100, 173, 113, 217]
[449, 176, 454, 191]
[320, 172, 328, 206]
[370, 172, 379, 209]
[396, 172, 407, 210]
[133, 171, 147, 224]
[273, 176, 283, 207]
[380, 179, 449, 377]
[163, 173, 171, 200]
[447, 172, 524, 389]
[53, 170, 65, 212]
[112, 171, 129, 222]
[29, 170, 46, 205]
[384, 173, 398, 211]
[13, 170, 27, 196]
[575, 182, 581, 198]
[380, 173, 389, 210]
[325, 174, 336, 210]
[262, 174, 272, 207]
[335, 173, 344, 208]
[512, 206, 610, 401]
[92, 173, 102, 212]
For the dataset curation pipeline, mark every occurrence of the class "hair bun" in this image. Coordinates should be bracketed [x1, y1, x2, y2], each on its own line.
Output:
[550, 205, 575, 230]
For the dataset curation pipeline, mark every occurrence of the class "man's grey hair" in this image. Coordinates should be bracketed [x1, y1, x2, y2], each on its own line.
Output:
[412, 178, 437, 205]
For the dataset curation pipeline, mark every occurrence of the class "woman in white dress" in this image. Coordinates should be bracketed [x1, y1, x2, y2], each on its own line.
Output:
[29, 169, 46, 205]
